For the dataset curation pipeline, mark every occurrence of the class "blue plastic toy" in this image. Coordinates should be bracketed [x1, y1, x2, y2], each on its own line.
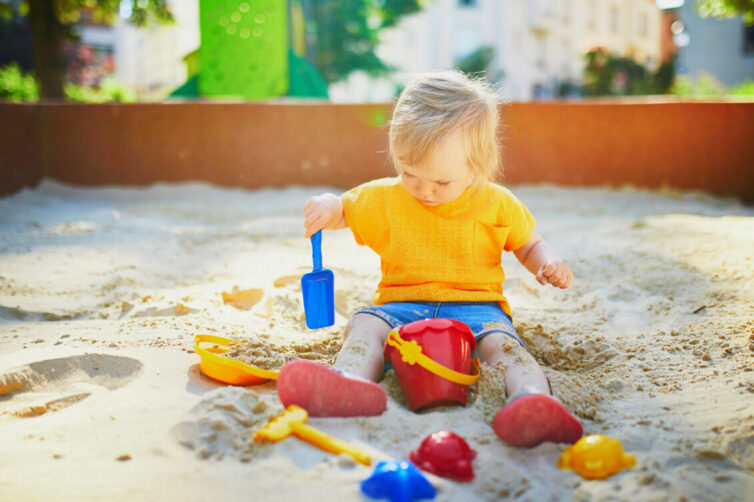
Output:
[360, 461, 436, 502]
[301, 230, 335, 329]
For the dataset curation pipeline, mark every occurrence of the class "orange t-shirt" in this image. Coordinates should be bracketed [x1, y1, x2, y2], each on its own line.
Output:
[341, 177, 536, 317]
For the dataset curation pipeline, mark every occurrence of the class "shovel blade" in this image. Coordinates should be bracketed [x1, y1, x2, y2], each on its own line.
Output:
[301, 269, 334, 329]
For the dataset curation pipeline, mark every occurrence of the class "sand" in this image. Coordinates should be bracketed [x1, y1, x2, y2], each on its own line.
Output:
[0, 179, 752, 501]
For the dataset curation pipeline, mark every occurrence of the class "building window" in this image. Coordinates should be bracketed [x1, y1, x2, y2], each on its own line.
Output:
[610, 5, 619, 33]
[458, 0, 478, 7]
[562, 38, 571, 74]
[453, 28, 482, 60]
[744, 23, 754, 55]
[542, 0, 554, 17]
[536, 37, 547, 70]
[587, 1, 596, 30]
[638, 12, 648, 37]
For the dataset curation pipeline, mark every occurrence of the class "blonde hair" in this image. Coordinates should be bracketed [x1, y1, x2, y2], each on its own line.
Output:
[389, 70, 501, 183]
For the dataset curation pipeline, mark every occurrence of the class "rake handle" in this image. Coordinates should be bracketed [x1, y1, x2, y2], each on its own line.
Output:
[291, 422, 371, 466]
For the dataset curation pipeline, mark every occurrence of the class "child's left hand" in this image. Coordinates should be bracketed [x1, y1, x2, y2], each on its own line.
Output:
[536, 261, 573, 289]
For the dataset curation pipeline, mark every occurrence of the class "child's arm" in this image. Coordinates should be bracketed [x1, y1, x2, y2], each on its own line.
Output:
[513, 232, 573, 289]
[303, 193, 348, 238]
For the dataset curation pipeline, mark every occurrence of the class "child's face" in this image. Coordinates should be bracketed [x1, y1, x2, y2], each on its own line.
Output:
[396, 132, 474, 206]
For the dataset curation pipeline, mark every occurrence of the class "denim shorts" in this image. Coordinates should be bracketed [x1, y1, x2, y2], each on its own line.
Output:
[354, 301, 525, 348]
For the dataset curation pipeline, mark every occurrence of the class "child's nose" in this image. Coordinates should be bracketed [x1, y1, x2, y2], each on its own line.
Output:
[418, 181, 434, 199]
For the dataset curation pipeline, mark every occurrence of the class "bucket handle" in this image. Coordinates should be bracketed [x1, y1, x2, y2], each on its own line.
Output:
[386, 330, 480, 386]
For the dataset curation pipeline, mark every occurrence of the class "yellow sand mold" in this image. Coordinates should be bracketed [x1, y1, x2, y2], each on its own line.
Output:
[194, 335, 279, 385]
[558, 434, 636, 480]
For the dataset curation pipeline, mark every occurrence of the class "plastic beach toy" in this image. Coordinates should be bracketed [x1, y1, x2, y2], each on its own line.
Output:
[255, 405, 371, 466]
[360, 460, 436, 502]
[194, 335, 279, 385]
[383, 318, 480, 411]
[558, 434, 636, 480]
[301, 230, 335, 329]
[409, 430, 476, 482]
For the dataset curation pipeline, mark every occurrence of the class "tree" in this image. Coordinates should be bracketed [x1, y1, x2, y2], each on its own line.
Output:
[0, 0, 173, 100]
[301, 0, 422, 84]
[583, 47, 675, 97]
[455, 45, 504, 83]
[379, 0, 422, 28]
[696, 0, 754, 25]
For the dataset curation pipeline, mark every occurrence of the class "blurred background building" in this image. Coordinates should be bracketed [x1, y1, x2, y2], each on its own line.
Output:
[1, 0, 753, 102]
[334, 0, 664, 101]
[672, 0, 754, 87]
[76, 1, 199, 101]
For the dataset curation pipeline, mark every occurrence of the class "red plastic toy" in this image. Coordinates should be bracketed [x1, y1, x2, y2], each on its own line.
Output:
[409, 430, 477, 482]
[383, 318, 478, 412]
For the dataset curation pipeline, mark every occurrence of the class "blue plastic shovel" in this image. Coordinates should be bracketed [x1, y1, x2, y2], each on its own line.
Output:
[301, 230, 334, 329]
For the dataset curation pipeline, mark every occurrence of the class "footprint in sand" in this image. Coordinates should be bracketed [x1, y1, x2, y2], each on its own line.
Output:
[0, 354, 143, 420]
[0, 305, 93, 322]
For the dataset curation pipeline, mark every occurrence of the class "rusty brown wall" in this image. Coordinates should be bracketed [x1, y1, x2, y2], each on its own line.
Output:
[42, 102, 395, 190]
[0, 103, 42, 195]
[2, 101, 753, 201]
[500, 102, 754, 201]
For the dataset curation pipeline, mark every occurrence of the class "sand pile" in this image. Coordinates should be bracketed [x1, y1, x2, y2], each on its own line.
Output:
[0, 180, 752, 501]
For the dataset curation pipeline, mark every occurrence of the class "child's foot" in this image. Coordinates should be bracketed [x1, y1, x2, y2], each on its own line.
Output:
[277, 359, 387, 417]
[492, 392, 583, 447]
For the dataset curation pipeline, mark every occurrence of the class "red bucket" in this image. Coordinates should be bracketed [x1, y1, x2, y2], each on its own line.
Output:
[383, 318, 478, 412]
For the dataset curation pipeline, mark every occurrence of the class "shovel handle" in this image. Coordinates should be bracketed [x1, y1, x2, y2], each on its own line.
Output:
[291, 422, 371, 466]
[311, 230, 323, 272]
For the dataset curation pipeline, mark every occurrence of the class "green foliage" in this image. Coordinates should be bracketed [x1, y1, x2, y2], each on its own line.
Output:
[689, 72, 726, 95]
[653, 56, 676, 95]
[306, 0, 426, 84]
[120, 0, 173, 27]
[0, 62, 38, 101]
[378, 0, 422, 28]
[671, 72, 725, 96]
[0, 62, 135, 102]
[64, 76, 135, 102]
[583, 47, 676, 96]
[0, 1, 26, 20]
[0, 0, 174, 26]
[0, 0, 173, 99]
[695, 0, 754, 25]
[1, 0, 423, 96]
[556, 79, 581, 98]
[729, 80, 754, 95]
[583, 48, 612, 95]
[671, 72, 754, 98]
[309, 1, 387, 83]
[455, 45, 503, 83]
[671, 75, 695, 96]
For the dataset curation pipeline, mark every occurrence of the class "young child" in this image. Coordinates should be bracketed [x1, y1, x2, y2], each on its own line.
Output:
[277, 70, 583, 448]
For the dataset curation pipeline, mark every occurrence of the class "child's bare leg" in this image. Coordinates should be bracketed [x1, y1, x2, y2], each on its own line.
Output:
[334, 313, 394, 382]
[478, 330, 583, 447]
[276, 313, 390, 417]
[476, 332, 549, 397]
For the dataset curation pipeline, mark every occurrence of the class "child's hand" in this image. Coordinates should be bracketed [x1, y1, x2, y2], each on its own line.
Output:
[303, 193, 346, 238]
[536, 261, 573, 289]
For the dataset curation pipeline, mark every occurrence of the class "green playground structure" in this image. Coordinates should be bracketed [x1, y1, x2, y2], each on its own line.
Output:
[171, 0, 328, 100]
